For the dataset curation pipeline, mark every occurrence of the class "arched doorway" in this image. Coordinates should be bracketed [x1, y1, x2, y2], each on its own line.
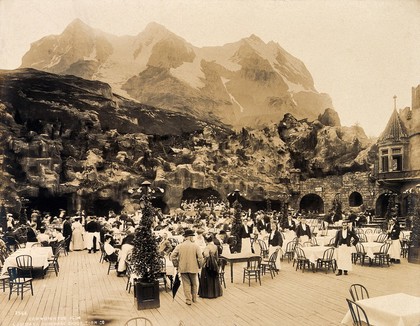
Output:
[375, 194, 390, 217]
[349, 192, 363, 207]
[299, 194, 324, 214]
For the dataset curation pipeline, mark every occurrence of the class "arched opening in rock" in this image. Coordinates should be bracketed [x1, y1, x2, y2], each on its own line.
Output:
[27, 189, 69, 217]
[182, 187, 222, 202]
[92, 199, 123, 217]
[299, 194, 324, 214]
[151, 197, 170, 214]
[349, 191, 363, 207]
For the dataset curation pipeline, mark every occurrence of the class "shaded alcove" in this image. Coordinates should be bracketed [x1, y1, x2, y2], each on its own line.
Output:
[299, 194, 324, 214]
[92, 199, 123, 217]
[27, 188, 69, 217]
[182, 187, 222, 201]
[349, 191, 363, 207]
[375, 193, 399, 217]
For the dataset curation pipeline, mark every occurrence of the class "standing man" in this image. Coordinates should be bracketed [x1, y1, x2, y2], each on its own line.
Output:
[170, 229, 204, 305]
[62, 214, 73, 253]
[334, 220, 359, 276]
[387, 217, 401, 263]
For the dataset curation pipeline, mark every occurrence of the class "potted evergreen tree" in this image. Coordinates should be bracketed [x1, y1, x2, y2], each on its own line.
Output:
[230, 200, 243, 253]
[131, 181, 161, 309]
[407, 185, 420, 264]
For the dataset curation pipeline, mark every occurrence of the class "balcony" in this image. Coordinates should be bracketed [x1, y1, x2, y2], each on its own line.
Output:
[376, 169, 420, 181]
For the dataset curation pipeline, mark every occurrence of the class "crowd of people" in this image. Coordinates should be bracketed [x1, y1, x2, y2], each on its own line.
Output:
[0, 199, 405, 303]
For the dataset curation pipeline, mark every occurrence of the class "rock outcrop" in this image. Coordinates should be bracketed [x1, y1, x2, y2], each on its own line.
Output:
[0, 68, 372, 214]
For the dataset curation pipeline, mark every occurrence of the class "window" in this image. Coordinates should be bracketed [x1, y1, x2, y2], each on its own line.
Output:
[379, 147, 403, 172]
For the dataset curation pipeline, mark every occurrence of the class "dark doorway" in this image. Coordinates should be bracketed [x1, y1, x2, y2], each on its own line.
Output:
[299, 194, 324, 214]
[375, 194, 390, 217]
[182, 187, 221, 201]
[92, 199, 123, 217]
[27, 188, 69, 217]
[349, 192, 363, 207]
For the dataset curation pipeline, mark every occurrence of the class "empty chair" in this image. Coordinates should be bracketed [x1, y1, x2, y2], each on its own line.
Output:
[284, 240, 297, 263]
[316, 247, 336, 274]
[358, 233, 368, 243]
[124, 317, 153, 326]
[243, 256, 262, 286]
[310, 237, 319, 246]
[346, 298, 371, 325]
[157, 256, 168, 292]
[107, 253, 119, 275]
[218, 257, 227, 288]
[47, 249, 60, 276]
[261, 248, 279, 278]
[364, 229, 373, 234]
[99, 242, 106, 263]
[257, 239, 269, 258]
[349, 284, 369, 301]
[326, 237, 336, 247]
[7, 266, 34, 300]
[15, 255, 33, 278]
[294, 247, 312, 273]
[374, 233, 387, 243]
[125, 261, 135, 293]
[372, 242, 391, 267]
[353, 243, 370, 266]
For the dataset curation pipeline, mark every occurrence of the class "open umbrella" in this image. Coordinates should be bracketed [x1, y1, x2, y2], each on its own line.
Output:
[172, 273, 181, 300]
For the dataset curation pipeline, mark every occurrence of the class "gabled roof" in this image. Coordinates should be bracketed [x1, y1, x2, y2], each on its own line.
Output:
[378, 109, 408, 143]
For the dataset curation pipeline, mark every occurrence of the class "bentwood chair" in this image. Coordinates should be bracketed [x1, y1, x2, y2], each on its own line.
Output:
[243, 256, 262, 286]
[157, 256, 168, 292]
[316, 247, 336, 274]
[353, 243, 370, 266]
[285, 240, 297, 263]
[349, 283, 369, 301]
[374, 233, 387, 243]
[124, 316, 153, 326]
[346, 298, 371, 325]
[372, 242, 391, 267]
[47, 249, 60, 276]
[15, 255, 34, 278]
[294, 247, 313, 273]
[7, 266, 34, 300]
[261, 248, 279, 278]
[218, 257, 227, 288]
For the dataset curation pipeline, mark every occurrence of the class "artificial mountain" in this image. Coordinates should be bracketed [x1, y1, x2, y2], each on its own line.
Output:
[20, 19, 332, 130]
[0, 69, 373, 215]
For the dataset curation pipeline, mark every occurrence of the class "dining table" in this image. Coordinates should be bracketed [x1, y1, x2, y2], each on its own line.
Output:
[1, 246, 53, 276]
[341, 293, 420, 326]
[220, 252, 260, 283]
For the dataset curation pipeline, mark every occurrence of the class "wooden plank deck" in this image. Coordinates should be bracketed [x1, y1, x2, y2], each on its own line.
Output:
[1, 249, 419, 326]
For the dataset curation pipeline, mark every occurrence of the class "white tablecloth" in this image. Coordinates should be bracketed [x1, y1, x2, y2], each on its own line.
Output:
[361, 242, 383, 259]
[1, 247, 53, 275]
[341, 293, 420, 326]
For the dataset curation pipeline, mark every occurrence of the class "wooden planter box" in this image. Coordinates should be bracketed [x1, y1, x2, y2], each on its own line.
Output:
[408, 246, 420, 264]
[134, 280, 160, 310]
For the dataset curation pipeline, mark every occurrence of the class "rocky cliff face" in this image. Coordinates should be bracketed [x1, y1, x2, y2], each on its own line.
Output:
[20, 19, 332, 130]
[0, 69, 372, 214]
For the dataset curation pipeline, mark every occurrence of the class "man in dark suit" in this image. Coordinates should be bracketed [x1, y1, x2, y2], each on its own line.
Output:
[62, 215, 73, 252]
[334, 220, 359, 275]
[281, 215, 296, 232]
[240, 217, 254, 239]
[387, 217, 401, 263]
[268, 222, 283, 248]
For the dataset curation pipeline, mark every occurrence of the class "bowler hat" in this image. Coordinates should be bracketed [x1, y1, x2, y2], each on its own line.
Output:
[183, 229, 195, 237]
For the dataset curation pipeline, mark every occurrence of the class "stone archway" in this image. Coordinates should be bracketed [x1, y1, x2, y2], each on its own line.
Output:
[92, 199, 123, 217]
[299, 194, 324, 214]
[182, 187, 221, 202]
[349, 191, 363, 207]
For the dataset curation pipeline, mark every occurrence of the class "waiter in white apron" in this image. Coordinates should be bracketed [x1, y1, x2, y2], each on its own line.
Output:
[334, 220, 359, 276]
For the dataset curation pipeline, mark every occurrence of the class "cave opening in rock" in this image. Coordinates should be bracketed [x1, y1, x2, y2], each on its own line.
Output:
[349, 191, 363, 207]
[182, 187, 222, 202]
[92, 199, 123, 217]
[27, 190, 69, 217]
[299, 194, 324, 214]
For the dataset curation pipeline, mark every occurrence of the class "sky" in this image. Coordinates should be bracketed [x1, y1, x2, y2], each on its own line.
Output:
[1, 0, 419, 137]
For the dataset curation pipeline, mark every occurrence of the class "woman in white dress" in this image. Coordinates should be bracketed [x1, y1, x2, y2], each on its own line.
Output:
[71, 217, 85, 251]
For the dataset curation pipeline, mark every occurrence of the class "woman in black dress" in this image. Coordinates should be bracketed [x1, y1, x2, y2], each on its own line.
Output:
[198, 235, 223, 299]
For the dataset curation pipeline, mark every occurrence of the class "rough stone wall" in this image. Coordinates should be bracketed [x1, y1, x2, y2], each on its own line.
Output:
[292, 172, 376, 213]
